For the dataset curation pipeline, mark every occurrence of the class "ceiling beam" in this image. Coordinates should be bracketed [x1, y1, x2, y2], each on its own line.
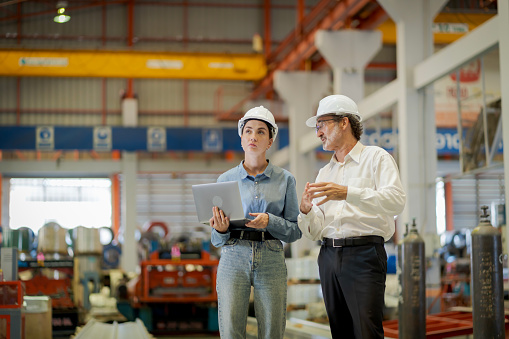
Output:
[0, 49, 267, 80]
[217, 0, 379, 121]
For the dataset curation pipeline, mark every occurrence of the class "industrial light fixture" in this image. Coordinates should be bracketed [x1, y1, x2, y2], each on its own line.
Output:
[54, 1, 70, 23]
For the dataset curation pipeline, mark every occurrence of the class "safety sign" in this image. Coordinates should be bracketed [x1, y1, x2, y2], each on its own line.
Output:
[147, 127, 166, 152]
[94, 126, 112, 151]
[36, 126, 54, 150]
[203, 128, 222, 152]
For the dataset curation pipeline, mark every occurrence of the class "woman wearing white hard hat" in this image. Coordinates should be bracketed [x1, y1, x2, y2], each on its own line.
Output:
[210, 106, 302, 339]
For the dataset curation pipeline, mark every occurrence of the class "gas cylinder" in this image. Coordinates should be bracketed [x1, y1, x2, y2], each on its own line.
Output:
[470, 205, 505, 339]
[398, 219, 426, 339]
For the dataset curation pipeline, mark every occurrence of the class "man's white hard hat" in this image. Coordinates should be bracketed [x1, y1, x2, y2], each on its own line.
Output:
[238, 106, 278, 141]
[306, 94, 362, 127]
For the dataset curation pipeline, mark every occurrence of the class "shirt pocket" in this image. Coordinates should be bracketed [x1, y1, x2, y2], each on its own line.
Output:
[347, 177, 373, 188]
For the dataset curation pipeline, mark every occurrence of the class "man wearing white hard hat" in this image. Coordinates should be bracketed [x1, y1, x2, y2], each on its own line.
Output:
[298, 95, 406, 338]
[210, 106, 302, 338]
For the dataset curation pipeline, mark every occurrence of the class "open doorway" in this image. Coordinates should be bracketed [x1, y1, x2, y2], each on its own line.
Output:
[8, 178, 112, 233]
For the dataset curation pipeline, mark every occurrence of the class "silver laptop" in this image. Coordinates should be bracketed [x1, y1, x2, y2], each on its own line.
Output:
[192, 181, 250, 227]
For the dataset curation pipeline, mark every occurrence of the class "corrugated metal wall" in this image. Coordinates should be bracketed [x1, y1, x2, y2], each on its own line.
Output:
[451, 172, 505, 230]
[127, 172, 221, 238]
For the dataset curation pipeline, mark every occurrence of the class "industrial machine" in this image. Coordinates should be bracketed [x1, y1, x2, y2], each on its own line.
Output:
[69, 226, 103, 311]
[0, 281, 24, 339]
[436, 228, 471, 312]
[118, 242, 219, 334]
[19, 222, 79, 337]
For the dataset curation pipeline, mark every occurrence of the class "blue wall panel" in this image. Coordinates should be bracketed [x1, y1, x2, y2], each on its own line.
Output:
[0, 126, 288, 152]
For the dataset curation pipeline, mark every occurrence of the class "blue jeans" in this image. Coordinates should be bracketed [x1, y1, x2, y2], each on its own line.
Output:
[216, 238, 287, 339]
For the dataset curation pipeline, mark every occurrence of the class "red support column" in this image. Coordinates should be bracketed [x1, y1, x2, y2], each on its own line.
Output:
[126, 0, 135, 99]
[0, 173, 3, 228]
[16, 77, 20, 125]
[111, 174, 120, 239]
[445, 179, 454, 231]
[264, 0, 271, 58]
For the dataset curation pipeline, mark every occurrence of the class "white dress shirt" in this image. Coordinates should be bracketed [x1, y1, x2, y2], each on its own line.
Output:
[298, 142, 406, 241]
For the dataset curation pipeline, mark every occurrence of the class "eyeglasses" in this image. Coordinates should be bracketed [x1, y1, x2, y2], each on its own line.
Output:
[315, 118, 337, 133]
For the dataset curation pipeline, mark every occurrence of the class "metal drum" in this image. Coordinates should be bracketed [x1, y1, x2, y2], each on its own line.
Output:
[72, 226, 102, 255]
[3, 227, 35, 257]
[398, 219, 426, 339]
[470, 205, 505, 339]
[37, 222, 68, 256]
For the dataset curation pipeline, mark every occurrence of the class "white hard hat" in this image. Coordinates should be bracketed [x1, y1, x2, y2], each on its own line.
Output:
[238, 106, 278, 141]
[306, 94, 362, 127]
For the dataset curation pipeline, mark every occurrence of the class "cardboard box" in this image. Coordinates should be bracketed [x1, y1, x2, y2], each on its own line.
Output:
[24, 296, 52, 339]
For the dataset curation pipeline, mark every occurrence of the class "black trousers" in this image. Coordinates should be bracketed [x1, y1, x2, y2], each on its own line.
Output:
[318, 243, 387, 339]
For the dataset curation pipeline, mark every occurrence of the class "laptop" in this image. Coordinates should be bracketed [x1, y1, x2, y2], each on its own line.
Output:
[192, 181, 250, 227]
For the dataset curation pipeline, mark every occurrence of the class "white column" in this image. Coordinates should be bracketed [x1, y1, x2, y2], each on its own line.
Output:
[274, 71, 329, 257]
[120, 151, 138, 273]
[315, 30, 382, 102]
[1, 177, 10, 228]
[498, 1, 509, 254]
[122, 98, 138, 127]
[378, 0, 446, 248]
[120, 96, 139, 272]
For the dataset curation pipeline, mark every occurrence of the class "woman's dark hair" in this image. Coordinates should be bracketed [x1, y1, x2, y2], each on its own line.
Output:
[242, 118, 274, 139]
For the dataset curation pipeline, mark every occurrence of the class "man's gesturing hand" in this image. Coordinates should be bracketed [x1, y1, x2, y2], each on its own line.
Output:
[300, 182, 313, 214]
[307, 182, 347, 206]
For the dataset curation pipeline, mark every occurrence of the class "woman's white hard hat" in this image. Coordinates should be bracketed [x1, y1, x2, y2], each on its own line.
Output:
[306, 94, 362, 127]
[238, 106, 278, 141]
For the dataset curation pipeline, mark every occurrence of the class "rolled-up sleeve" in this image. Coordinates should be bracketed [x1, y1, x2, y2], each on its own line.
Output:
[211, 229, 230, 248]
[297, 206, 325, 241]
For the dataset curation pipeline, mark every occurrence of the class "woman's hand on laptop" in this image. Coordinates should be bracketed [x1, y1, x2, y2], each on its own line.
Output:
[210, 206, 230, 233]
[245, 213, 269, 229]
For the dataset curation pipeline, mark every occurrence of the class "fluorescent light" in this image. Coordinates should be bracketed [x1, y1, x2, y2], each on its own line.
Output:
[54, 14, 70, 23]
[54, 1, 70, 23]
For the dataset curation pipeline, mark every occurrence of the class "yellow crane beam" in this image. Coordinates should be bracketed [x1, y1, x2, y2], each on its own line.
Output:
[378, 13, 495, 45]
[0, 49, 267, 80]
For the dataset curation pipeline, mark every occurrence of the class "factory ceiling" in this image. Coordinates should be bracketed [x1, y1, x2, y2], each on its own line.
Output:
[0, 0, 498, 120]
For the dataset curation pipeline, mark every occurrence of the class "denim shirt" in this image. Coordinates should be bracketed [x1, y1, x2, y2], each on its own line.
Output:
[211, 160, 302, 247]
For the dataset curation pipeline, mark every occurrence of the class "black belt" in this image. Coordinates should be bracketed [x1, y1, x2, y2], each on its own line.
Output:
[230, 230, 276, 241]
[321, 236, 384, 247]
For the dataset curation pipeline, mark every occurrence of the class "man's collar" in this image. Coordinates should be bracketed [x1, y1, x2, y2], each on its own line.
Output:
[348, 141, 364, 163]
[330, 141, 364, 164]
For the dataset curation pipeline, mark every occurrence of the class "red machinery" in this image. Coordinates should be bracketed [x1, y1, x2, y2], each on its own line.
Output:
[19, 259, 79, 336]
[0, 281, 25, 339]
[121, 249, 220, 333]
[383, 311, 509, 338]
[19, 260, 74, 308]
[131, 250, 218, 304]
